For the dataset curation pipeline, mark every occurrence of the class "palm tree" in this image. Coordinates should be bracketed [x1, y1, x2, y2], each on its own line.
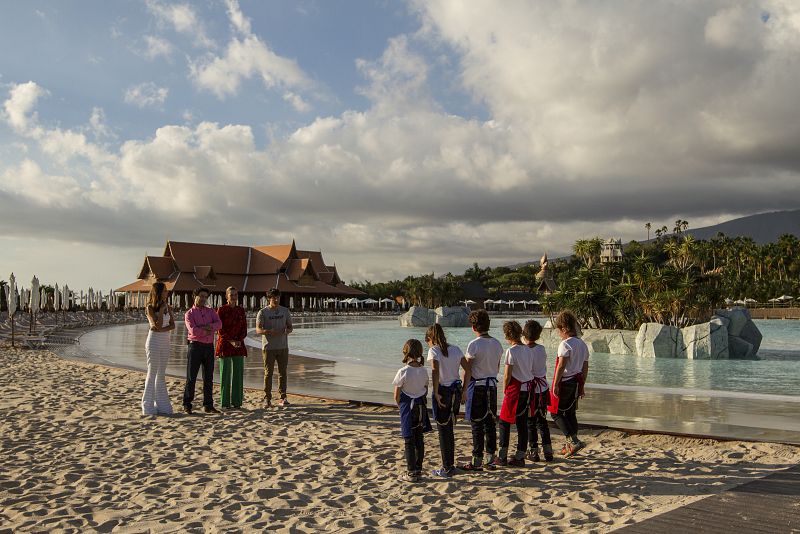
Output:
[645, 222, 651, 241]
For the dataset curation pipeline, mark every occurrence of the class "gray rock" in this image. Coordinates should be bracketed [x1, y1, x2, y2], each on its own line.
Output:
[607, 331, 637, 355]
[636, 323, 682, 358]
[715, 307, 749, 336]
[582, 332, 610, 354]
[399, 306, 436, 327]
[738, 320, 763, 355]
[729, 336, 756, 359]
[434, 306, 470, 327]
[709, 315, 730, 329]
[679, 322, 729, 359]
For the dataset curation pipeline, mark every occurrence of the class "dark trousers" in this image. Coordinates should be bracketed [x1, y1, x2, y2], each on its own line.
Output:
[499, 390, 529, 459]
[551, 379, 580, 440]
[434, 385, 458, 469]
[528, 390, 552, 450]
[469, 385, 497, 460]
[403, 405, 425, 473]
[183, 342, 214, 408]
[263, 348, 289, 401]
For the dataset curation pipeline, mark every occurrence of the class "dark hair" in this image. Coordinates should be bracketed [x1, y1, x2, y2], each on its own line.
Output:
[267, 288, 281, 298]
[555, 310, 579, 337]
[425, 324, 449, 357]
[523, 319, 543, 343]
[402, 339, 424, 365]
[147, 282, 167, 313]
[502, 320, 522, 343]
[193, 287, 210, 297]
[468, 309, 490, 333]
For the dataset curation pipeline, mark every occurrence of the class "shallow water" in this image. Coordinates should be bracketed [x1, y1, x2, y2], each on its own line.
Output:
[79, 316, 800, 396]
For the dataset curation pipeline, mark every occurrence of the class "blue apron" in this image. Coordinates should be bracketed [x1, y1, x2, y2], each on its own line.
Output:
[399, 391, 433, 438]
[431, 380, 462, 423]
[464, 376, 498, 422]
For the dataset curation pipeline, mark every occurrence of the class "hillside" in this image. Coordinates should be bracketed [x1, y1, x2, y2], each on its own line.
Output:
[683, 209, 800, 244]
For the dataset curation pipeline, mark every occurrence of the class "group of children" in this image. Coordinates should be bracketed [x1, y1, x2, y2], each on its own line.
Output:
[392, 309, 589, 482]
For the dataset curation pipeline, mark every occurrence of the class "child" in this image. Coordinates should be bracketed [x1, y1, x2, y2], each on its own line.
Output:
[497, 320, 535, 467]
[393, 339, 433, 482]
[523, 319, 553, 462]
[426, 324, 470, 478]
[547, 311, 590, 457]
[461, 309, 504, 471]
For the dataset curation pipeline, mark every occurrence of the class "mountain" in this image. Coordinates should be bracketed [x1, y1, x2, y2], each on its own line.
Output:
[507, 209, 800, 269]
[682, 209, 800, 244]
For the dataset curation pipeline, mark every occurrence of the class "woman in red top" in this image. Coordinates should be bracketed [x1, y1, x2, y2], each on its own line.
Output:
[216, 286, 248, 409]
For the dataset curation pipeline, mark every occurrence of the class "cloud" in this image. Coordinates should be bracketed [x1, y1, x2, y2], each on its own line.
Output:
[3, 81, 48, 132]
[3, 1, 800, 284]
[123, 82, 169, 109]
[142, 34, 174, 60]
[189, 0, 312, 102]
[0, 160, 82, 207]
[145, 0, 214, 48]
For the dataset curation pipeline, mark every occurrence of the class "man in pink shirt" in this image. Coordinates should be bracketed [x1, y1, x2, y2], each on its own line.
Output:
[182, 287, 222, 414]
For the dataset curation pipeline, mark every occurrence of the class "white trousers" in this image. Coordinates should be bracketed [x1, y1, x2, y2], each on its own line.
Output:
[142, 331, 173, 415]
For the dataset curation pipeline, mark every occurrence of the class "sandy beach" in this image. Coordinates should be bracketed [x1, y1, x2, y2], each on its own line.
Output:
[1, 346, 799, 533]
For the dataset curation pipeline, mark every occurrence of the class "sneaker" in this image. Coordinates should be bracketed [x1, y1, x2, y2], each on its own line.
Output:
[526, 449, 541, 462]
[432, 468, 451, 478]
[445, 466, 457, 477]
[484, 459, 498, 471]
[507, 457, 526, 467]
[203, 406, 221, 414]
[458, 462, 483, 472]
[492, 457, 508, 467]
[182, 405, 192, 415]
[278, 398, 291, 407]
[543, 444, 554, 462]
[400, 472, 420, 482]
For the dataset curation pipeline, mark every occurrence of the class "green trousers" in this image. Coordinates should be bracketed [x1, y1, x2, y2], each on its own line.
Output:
[219, 356, 245, 408]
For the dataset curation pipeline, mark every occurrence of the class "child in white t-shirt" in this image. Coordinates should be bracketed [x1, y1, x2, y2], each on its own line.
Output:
[425, 324, 470, 479]
[523, 319, 553, 462]
[460, 309, 504, 471]
[548, 311, 590, 457]
[497, 321, 535, 467]
[393, 338, 432, 482]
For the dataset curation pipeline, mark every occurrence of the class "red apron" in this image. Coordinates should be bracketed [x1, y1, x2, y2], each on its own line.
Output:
[500, 377, 534, 423]
[547, 357, 585, 415]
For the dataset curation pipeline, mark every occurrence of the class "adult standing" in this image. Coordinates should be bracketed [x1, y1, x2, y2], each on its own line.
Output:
[216, 286, 248, 409]
[142, 282, 174, 416]
[256, 288, 293, 407]
[183, 287, 222, 414]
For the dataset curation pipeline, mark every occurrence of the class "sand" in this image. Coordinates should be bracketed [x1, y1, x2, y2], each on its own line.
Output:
[1, 346, 798, 533]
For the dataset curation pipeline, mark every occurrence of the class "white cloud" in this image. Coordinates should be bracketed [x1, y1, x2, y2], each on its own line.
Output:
[3, 81, 48, 132]
[123, 82, 169, 109]
[142, 34, 174, 60]
[145, 0, 214, 48]
[2, 1, 800, 284]
[0, 160, 82, 207]
[190, 0, 312, 103]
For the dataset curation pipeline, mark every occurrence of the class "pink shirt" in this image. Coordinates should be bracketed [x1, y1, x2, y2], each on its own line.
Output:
[185, 306, 222, 344]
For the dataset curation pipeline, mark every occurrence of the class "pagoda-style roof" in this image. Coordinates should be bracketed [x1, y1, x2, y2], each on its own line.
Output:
[117, 239, 363, 297]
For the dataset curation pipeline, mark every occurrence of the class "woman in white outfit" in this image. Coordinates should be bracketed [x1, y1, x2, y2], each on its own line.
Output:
[142, 282, 175, 415]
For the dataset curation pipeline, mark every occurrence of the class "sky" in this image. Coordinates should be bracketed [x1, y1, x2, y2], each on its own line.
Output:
[1, 0, 799, 291]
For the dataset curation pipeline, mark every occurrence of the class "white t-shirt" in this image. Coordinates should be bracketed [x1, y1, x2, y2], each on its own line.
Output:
[504, 344, 534, 386]
[465, 335, 504, 380]
[392, 365, 429, 399]
[529, 344, 549, 393]
[427, 344, 465, 387]
[557, 337, 590, 380]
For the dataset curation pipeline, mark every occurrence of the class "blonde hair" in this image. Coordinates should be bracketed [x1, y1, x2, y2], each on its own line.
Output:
[402, 339, 424, 365]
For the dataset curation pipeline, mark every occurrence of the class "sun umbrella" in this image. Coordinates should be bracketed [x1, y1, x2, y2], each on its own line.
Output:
[54, 283, 60, 312]
[7, 273, 16, 317]
[30, 276, 40, 314]
[62, 285, 69, 311]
